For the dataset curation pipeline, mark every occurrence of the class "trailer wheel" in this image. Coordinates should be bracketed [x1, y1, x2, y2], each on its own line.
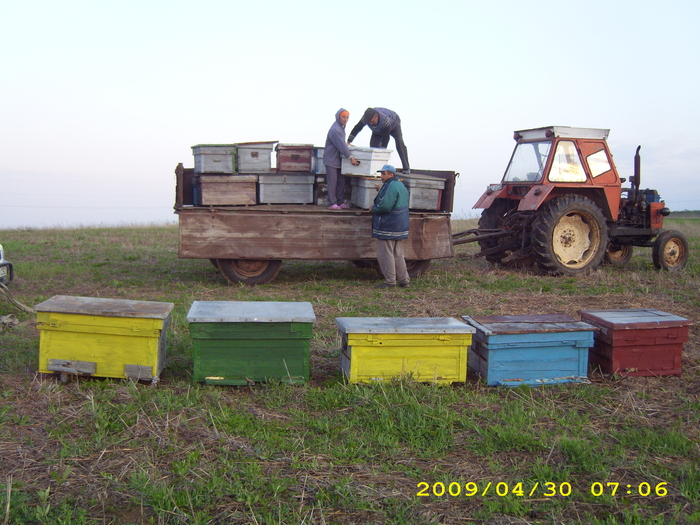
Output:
[604, 244, 633, 265]
[652, 230, 688, 271]
[406, 259, 432, 278]
[217, 259, 283, 285]
[531, 195, 608, 275]
[350, 260, 373, 269]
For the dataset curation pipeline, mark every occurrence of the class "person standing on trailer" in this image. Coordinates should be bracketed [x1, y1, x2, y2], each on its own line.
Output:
[371, 164, 410, 289]
[347, 107, 410, 173]
[324, 108, 359, 210]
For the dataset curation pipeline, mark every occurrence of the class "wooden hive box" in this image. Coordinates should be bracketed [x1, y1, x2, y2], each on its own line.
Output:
[35, 296, 174, 382]
[579, 309, 691, 377]
[187, 301, 316, 385]
[199, 175, 258, 206]
[235, 141, 276, 172]
[462, 314, 595, 387]
[276, 143, 313, 172]
[400, 174, 445, 211]
[349, 176, 380, 209]
[335, 317, 474, 385]
[192, 144, 237, 174]
[341, 147, 392, 176]
[258, 173, 315, 204]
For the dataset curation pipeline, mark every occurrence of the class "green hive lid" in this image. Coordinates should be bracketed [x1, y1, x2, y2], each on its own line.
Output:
[335, 317, 474, 334]
[187, 301, 316, 323]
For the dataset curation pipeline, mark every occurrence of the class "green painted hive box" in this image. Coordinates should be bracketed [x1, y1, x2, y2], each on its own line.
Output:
[187, 301, 316, 385]
[335, 317, 474, 385]
[35, 295, 174, 383]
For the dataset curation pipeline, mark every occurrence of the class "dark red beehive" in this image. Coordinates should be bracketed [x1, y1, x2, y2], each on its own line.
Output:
[579, 309, 691, 377]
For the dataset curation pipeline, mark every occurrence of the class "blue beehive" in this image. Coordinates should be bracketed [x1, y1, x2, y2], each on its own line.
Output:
[462, 314, 596, 387]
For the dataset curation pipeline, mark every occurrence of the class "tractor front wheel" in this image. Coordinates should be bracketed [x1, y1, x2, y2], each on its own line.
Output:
[652, 230, 688, 271]
[531, 195, 608, 275]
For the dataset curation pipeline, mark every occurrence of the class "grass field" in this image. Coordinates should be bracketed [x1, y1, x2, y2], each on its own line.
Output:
[0, 219, 698, 524]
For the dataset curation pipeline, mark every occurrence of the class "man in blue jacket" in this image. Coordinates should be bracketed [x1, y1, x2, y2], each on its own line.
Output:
[348, 107, 410, 173]
[371, 164, 410, 289]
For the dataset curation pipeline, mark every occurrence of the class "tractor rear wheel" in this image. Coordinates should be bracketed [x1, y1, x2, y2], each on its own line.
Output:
[531, 195, 608, 275]
[652, 230, 688, 271]
[217, 259, 283, 285]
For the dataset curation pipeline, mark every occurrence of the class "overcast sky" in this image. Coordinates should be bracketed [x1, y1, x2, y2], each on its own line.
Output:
[2, 0, 699, 229]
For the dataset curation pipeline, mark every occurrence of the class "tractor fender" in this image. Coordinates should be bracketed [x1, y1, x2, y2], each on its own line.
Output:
[518, 186, 615, 219]
[473, 186, 509, 209]
[517, 185, 555, 211]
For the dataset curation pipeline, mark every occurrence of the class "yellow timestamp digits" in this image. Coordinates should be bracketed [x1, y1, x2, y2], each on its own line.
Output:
[416, 481, 573, 498]
[416, 481, 670, 498]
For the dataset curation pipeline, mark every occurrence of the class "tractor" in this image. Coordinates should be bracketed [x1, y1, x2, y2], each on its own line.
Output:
[453, 126, 689, 274]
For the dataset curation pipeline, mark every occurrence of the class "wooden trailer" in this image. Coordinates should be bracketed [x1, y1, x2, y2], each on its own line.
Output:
[174, 164, 457, 284]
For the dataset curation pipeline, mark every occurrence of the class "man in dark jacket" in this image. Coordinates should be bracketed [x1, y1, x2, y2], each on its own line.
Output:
[371, 164, 410, 289]
[348, 107, 410, 173]
[324, 108, 359, 209]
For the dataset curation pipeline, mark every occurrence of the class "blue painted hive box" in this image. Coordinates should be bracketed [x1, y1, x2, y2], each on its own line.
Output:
[462, 314, 595, 387]
[187, 301, 316, 385]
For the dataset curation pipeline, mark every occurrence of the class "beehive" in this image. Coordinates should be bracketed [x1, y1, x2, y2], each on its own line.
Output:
[400, 173, 445, 210]
[335, 317, 474, 385]
[276, 143, 314, 172]
[258, 173, 315, 204]
[187, 301, 316, 385]
[235, 141, 276, 172]
[463, 314, 595, 387]
[192, 144, 237, 174]
[35, 296, 174, 382]
[341, 147, 392, 176]
[198, 175, 258, 206]
[580, 309, 691, 377]
[349, 176, 380, 209]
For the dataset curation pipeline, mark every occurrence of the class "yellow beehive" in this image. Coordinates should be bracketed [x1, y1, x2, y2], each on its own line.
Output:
[35, 296, 174, 382]
[335, 317, 474, 385]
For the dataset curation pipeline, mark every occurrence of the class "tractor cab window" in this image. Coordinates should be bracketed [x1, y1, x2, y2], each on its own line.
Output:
[548, 140, 587, 182]
[586, 150, 613, 178]
[503, 140, 551, 182]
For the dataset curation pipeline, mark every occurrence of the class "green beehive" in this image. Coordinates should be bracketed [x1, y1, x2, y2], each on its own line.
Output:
[186, 301, 316, 385]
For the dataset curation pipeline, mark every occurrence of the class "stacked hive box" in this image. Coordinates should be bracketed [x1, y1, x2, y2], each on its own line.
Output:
[258, 173, 315, 204]
[192, 143, 258, 206]
[342, 147, 392, 176]
[400, 173, 445, 210]
[276, 144, 314, 172]
[35, 296, 174, 382]
[580, 309, 691, 377]
[335, 317, 474, 385]
[235, 141, 276, 172]
[187, 301, 316, 385]
[463, 314, 595, 386]
[350, 176, 381, 209]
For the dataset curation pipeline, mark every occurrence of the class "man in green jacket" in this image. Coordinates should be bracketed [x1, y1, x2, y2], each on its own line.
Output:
[371, 165, 410, 289]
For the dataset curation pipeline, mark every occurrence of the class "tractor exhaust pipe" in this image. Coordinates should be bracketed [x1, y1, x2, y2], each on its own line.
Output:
[631, 145, 641, 203]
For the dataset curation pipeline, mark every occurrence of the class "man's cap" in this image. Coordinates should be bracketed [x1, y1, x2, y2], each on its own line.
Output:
[362, 107, 377, 124]
[378, 164, 396, 174]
